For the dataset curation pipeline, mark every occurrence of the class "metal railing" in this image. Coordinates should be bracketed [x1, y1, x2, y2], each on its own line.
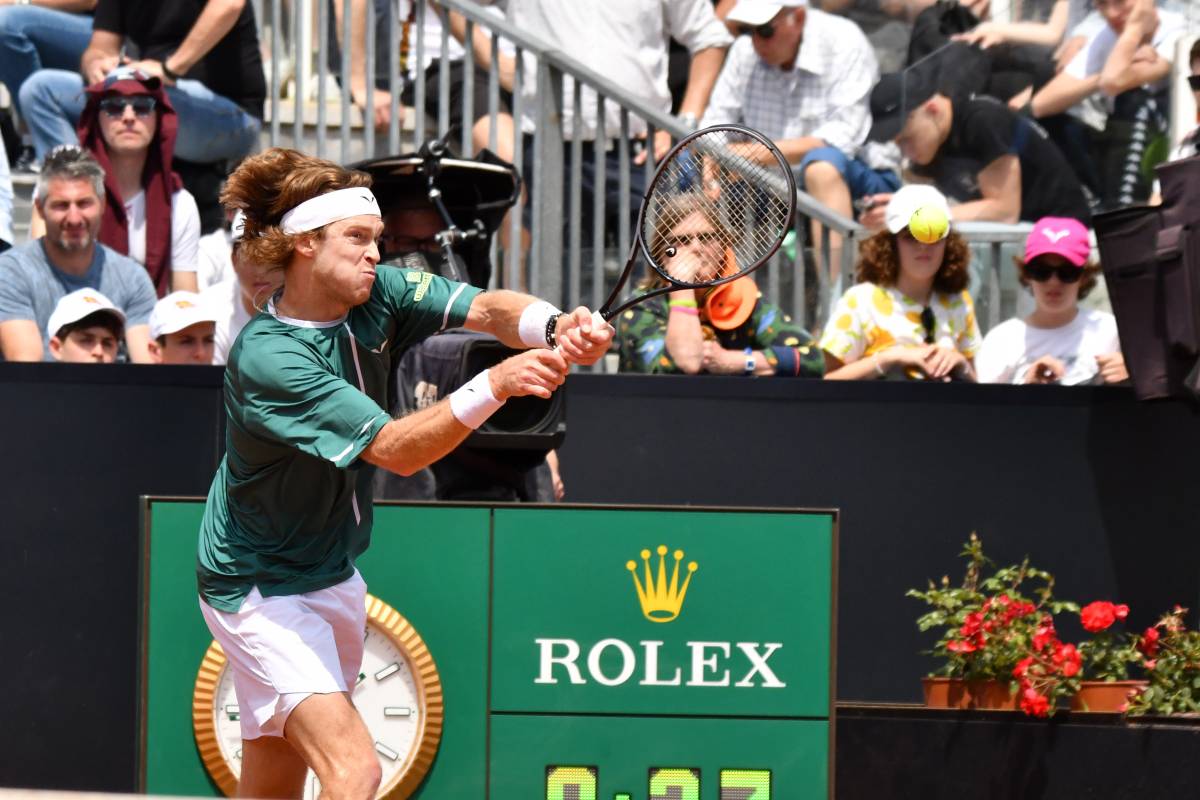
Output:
[256, 0, 1055, 354]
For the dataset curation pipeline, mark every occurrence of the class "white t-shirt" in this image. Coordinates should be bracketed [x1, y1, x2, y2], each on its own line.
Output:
[124, 188, 201, 273]
[196, 228, 233, 291]
[976, 308, 1121, 385]
[202, 277, 255, 365]
[1065, 8, 1186, 93]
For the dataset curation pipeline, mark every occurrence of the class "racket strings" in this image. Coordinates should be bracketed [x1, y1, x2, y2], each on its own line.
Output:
[644, 128, 792, 288]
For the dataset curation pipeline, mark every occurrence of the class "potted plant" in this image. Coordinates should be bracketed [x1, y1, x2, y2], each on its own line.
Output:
[1071, 600, 1148, 712]
[1125, 606, 1200, 716]
[908, 534, 1078, 711]
[1012, 614, 1082, 717]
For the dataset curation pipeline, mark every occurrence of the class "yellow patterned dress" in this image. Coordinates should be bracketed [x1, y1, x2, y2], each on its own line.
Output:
[818, 283, 981, 368]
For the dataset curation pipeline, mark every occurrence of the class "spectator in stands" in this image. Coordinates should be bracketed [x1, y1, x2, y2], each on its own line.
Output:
[1156, 38, 1200, 182]
[44, 287, 124, 363]
[820, 184, 980, 380]
[334, 0, 513, 149]
[195, 208, 235, 290]
[203, 211, 282, 365]
[977, 216, 1126, 384]
[478, 0, 732, 257]
[863, 59, 1092, 224]
[0, 0, 95, 166]
[1029, 0, 1186, 208]
[147, 289, 217, 364]
[0, 145, 154, 361]
[702, 0, 900, 281]
[618, 193, 825, 376]
[18, 0, 265, 165]
[30, 68, 201, 295]
[45, 286, 123, 362]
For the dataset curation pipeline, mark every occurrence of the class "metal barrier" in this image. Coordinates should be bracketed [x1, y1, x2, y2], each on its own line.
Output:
[257, 0, 1056, 357]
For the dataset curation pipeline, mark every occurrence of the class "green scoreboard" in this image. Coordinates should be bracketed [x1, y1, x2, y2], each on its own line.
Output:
[140, 502, 836, 800]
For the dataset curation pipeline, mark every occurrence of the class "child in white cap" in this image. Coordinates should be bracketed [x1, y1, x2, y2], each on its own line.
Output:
[46, 288, 126, 364]
[148, 290, 219, 364]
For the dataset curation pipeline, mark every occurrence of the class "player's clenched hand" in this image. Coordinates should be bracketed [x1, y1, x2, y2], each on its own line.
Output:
[555, 306, 614, 366]
[489, 349, 569, 400]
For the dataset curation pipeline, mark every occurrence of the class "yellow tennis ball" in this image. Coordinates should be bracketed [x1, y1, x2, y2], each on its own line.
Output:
[908, 205, 949, 244]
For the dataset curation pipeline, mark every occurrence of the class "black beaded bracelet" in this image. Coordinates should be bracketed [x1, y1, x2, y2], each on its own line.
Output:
[545, 313, 561, 348]
[162, 58, 182, 82]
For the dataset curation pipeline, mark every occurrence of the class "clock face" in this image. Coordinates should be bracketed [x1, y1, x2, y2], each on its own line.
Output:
[194, 594, 443, 800]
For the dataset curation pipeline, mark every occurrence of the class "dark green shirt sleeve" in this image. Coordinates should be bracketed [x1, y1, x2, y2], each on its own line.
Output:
[374, 265, 482, 350]
[237, 337, 391, 468]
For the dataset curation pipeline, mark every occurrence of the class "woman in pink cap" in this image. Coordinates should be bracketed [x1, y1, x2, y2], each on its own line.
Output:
[976, 216, 1128, 385]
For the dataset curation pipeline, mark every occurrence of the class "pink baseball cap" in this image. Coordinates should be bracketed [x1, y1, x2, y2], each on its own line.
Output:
[1024, 217, 1091, 267]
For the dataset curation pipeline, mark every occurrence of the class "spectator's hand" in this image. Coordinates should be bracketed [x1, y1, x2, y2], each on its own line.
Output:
[700, 341, 744, 374]
[1125, 0, 1158, 42]
[130, 59, 174, 86]
[923, 345, 970, 381]
[1054, 36, 1086, 73]
[954, 23, 1004, 50]
[1023, 355, 1066, 384]
[1008, 85, 1033, 111]
[489, 348, 569, 400]
[554, 306, 614, 366]
[84, 53, 123, 86]
[1131, 43, 1159, 64]
[857, 193, 892, 229]
[1096, 352, 1129, 384]
[634, 129, 673, 166]
[352, 86, 394, 130]
[545, 450, 565, 501]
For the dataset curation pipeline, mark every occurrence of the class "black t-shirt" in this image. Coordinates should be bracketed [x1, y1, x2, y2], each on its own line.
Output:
[93, 0, 266, 119]
[924, 95, 1092, 224]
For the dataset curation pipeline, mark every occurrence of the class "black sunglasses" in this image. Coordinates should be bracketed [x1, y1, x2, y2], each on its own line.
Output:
[1024, 262, 1082, 284]
[99, 96, 157, 117]
[1189, 75, 1200, 91]
[737, 22, 776, 38]
[920, 306, 935, 344]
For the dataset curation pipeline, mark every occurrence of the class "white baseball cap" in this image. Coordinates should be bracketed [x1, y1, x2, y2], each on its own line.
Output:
[726, 0, 806, 27]
[230, 209, 247, 242]
[885, 184, 952, 237]
[149, 291, 219, 338]
[46, 288, 125, 338]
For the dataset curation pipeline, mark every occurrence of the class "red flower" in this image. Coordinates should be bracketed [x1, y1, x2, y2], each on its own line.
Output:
[1080, 601, 1124, 633]
[947, 639, 977, 653]
[1020, 687, 1051, 717]
[1057, 643, 1081, 677]
[1139, 627, 1160, 658]
[1013, 656, 1035, 679]
[1144, 659, 1157, 670]
[960, 611, 984, 638]
[1032, 617, 1057, 651]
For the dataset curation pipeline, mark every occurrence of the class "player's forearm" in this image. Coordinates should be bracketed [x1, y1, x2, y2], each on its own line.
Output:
[463, 289, 544, 348]
[363, 402, 472, 476]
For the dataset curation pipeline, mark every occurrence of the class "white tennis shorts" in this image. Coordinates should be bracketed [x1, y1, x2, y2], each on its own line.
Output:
[199, 570, 367, 740]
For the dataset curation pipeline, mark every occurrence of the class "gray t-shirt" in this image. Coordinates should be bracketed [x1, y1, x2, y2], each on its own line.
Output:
[0, 239, 157, 359]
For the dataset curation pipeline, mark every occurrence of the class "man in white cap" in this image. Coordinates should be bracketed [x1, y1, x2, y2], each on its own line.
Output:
[201, 210, 283, 365]
[148, 290, 219, 364]
[45, 287, 126, 364]
[703, 0, 899, 280]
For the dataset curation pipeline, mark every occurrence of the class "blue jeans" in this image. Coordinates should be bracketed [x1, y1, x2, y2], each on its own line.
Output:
[20, 70, 262, 164]
[0, 6, 93, 115]
[798, 146, 900, 200]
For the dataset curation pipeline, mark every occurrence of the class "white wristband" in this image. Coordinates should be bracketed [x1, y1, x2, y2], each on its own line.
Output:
[449, 369, 505, 430]
[518, 300, 561, 348]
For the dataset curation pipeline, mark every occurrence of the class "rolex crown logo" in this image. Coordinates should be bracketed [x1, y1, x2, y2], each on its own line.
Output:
[626, 545, 698, 623]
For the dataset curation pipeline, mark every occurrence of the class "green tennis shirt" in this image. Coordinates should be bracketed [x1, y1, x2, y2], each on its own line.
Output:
[197, 265, 482, 611]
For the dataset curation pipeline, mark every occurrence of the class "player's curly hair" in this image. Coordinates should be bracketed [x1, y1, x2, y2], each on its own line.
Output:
[854, 228, 971, 294]
[220, 148, 373, 271]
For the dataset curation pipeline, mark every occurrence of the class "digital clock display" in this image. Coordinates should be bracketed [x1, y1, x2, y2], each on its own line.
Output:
[545, 765, 771, 799]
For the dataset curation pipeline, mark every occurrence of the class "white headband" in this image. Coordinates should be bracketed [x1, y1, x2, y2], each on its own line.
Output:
[279, 187, 381, 234]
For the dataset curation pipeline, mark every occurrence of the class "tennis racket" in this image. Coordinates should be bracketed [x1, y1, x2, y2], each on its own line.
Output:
[590, 124, 796, 322]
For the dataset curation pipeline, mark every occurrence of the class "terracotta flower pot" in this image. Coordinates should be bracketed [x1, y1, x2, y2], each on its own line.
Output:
[922, 677, 1019, 710]
[1069, 680, 1147, 712]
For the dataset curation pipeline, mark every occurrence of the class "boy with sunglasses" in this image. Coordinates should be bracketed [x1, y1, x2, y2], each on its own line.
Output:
[976, 216, 1127, 385]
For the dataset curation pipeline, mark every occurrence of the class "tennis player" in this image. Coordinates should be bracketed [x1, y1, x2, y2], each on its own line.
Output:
[196, 148, 611, 799]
